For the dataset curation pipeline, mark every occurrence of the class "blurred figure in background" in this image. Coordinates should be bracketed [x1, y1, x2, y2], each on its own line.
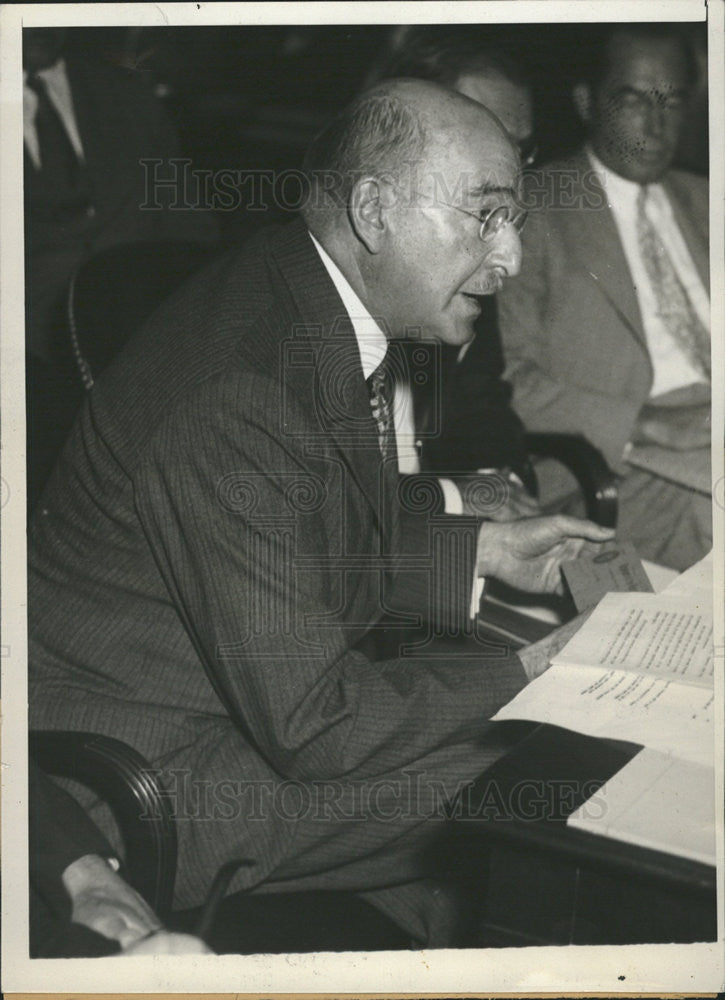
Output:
[498, 23, 711, 570]
[383, 29, 535, 158]
[24, 28, 218, 510]
[674, 22, 708, 177]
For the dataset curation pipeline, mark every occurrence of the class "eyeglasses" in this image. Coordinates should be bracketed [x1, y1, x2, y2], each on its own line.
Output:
[437, 201, 528, 242]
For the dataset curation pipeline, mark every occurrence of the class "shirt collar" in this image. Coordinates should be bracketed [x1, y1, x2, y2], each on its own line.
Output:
[586, 144, 672, 213]
[586, 145, 671, 219]
[308, 232, 388, 380]
[586, 145, 643, 208]
[24, 57, 67, 87]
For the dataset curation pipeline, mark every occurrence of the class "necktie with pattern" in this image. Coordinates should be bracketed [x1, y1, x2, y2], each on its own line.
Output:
[636, 185, 710, 380]
[368, 353, 396, 461]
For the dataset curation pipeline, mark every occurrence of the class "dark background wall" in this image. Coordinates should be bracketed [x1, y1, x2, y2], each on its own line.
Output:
[63, 22, 709, 245]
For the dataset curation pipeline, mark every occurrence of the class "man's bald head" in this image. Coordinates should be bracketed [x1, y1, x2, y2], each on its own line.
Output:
[302, 78, 512, 233]
[302, 78, 523, 349]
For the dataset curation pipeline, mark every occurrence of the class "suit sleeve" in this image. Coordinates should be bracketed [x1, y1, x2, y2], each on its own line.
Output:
[386, 477, 482, 631]
[497, 209, 640, 470]
[134, 372, 526, 784]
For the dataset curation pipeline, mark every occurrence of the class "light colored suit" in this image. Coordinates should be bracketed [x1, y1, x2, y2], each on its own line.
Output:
[498, 151, 710, 568]
[498, 150, 709, 470]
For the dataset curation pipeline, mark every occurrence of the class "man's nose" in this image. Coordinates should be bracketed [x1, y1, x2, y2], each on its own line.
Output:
[490, 223, 522, 278]
[644, 100, 666, 138]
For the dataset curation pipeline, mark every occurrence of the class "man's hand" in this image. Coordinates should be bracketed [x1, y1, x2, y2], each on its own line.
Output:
[122, 930, 213, 955]
[62, 854, 163, 950]
[632, 398, 711, 451]
[458, 472, 541, 522]
[62, 854, 213, 954]
[477, 515, 615, 594]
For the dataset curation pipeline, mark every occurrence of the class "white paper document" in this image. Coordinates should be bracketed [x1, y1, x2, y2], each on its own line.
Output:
[567, 749, 716, 866]
[554, 592, 713, 688]
[493, 576, 714, 768]
[657, 550, 712, 607]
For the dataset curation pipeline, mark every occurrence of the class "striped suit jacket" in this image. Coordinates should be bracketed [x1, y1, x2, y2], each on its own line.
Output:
[29, 220, 526, 912]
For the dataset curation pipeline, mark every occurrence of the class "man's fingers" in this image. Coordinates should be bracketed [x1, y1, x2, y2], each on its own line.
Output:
[122, 930, 213, 955]
[75, 910, 127, 941]
[548, 515, 616, 542]
[554, 538, 589, 563]
[576, 538, 615, 559]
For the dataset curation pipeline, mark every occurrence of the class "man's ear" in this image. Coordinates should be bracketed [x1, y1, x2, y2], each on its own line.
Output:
[349, 176, 393, 253]
[572, 83, 593, 124]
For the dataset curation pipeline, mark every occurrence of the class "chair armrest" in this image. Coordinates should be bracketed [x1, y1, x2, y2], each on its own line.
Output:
[29, 730, 177, 920]
[524, 432, 619, 528]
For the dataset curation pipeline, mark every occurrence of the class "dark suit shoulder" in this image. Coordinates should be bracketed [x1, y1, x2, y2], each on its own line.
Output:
[90, 225, 299, 455]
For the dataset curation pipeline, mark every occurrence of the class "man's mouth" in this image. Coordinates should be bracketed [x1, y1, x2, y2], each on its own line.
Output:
[487, 272, 505, 294]
[635, 145, 669, 163]
[462, 272, 504, 299]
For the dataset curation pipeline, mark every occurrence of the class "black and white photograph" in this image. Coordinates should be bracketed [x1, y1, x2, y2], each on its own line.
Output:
[2, 1, 723, 994]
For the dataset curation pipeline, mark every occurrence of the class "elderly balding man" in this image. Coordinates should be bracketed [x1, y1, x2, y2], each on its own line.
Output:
[30, 81, 612, 948]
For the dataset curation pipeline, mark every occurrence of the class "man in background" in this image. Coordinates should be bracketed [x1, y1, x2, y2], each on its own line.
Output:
[23, 28, 218, 508]
[497, 23, 711, 569]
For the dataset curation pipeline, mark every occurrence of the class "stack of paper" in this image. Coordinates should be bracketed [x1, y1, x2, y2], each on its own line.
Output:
[493, 554, 716, 862]
[567, 748, 715, 865]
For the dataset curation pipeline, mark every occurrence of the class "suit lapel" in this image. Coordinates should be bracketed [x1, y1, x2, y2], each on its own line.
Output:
[269, 222, 393, 544]
[562, 152, 646, 351]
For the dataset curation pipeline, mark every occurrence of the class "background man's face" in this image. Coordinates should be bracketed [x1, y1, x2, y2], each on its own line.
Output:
[377, 118, 522, 348]
[586, 33, 690, 184]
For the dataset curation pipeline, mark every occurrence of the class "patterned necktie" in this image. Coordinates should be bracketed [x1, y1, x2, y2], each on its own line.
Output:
[636, 186, 710, 380]
[367, 353, 396, 461]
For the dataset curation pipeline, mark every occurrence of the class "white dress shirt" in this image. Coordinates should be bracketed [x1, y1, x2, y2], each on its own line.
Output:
[24, 58, 85, 170]
[587, 148, 709, 398]
[309, 233, 465, 512]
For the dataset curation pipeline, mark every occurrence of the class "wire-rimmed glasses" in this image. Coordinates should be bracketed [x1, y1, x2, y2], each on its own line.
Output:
[437, 201, 528, 242]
